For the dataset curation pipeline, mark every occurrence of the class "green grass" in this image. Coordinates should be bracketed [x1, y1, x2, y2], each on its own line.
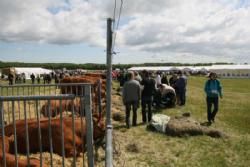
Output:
[113, 76, 250, 167]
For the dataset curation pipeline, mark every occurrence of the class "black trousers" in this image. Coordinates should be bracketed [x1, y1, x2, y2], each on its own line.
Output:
[125, 101, 138, 128]
[141, 96, 153, 123]
[178, 90, 186, 105]
[206, 96, 219, 122]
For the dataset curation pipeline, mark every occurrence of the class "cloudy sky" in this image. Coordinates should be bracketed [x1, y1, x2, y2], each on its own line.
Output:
[0, 0, 250, 64]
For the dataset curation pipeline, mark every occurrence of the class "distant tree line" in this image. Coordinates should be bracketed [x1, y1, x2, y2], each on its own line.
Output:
[0, 61, 233, 70]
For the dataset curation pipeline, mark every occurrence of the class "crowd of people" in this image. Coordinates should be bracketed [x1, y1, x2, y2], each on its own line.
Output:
[121, 70, 188, 128]
[4, 72, 65, 85]
[120, 70, 223, 128]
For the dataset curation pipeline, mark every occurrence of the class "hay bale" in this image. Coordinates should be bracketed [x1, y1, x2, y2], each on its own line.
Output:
[205, 129, 227, 138]
[165, 118, 204, 137]
[165, 117, 226, 138]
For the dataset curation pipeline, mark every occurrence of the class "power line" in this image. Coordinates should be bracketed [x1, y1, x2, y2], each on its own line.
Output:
[112, 0, 123, 54]
[112, 0, 117, 31]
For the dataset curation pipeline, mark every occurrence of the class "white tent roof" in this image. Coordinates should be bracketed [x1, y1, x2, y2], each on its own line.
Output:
[15, 68, 52, 74]
[128, 65, 250, 72]
[128, 66, 173, 71]
[209, 65, 250, 70]
[14, 67, 52, 79]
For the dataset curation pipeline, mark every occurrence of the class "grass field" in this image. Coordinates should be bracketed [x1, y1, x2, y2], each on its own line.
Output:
[112, 76, 250, 167]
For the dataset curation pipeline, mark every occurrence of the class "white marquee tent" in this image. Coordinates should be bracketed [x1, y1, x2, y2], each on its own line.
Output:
[14, 67, 52, 79]
[128, 65, 250, 78]
[209, 65, 250, 78]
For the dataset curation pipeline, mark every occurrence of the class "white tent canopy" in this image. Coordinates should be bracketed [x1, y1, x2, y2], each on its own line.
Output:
[128, 65, 250, 78]
[14, 67, 52, 79]
[128, 66, 172, 71]
[209, 65, 250, 78]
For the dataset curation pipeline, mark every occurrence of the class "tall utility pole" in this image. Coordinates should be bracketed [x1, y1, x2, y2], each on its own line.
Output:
[105, 18, 113, 167]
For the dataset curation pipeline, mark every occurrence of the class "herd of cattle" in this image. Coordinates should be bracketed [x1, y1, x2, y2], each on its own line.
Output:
[0, 73, 107, 167]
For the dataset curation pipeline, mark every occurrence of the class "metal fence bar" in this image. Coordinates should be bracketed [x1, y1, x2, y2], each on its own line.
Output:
[43, 84, 46, 95]
[23, 100, 30, 166]
[71, 99, 76, 167]
[80, 97, 85, 167]
[0, 100, 6, 167]
[98, 79, 102, 116]
[48, 100, 53, 167]
[11, 101, 18, 166]
[0, 83, 91, 88]
[0, 94, 75, 101]
[22, 86, 24, 96]
[0, 83, 92, 97]
[85, 85, 94, 167]
[49, 86, 51, 95]
[28, 86, 31, 119]
[35, 100, 43, 167]
[7, 89, 10, 123]
[59, 99, 65, 167]
[18, 98, 21, 120]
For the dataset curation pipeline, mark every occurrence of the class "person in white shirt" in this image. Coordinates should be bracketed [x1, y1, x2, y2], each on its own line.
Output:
[155, 72, 162, 88]
[158, 84, 176, 107]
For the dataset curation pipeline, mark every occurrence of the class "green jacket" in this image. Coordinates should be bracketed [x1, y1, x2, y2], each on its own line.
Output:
[204, 79, 222, 97]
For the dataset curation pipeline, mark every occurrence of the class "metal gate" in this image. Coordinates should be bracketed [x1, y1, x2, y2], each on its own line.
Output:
[0, 83, 100, 167]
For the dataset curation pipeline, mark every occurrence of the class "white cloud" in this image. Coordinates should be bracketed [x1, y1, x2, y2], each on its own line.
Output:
[0, 0, 250, 63]
[0, 0, 106, 46]
[117, 0, 250, 63]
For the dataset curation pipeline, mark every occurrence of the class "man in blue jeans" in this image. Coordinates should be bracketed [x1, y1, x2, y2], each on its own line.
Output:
[204, 72, 223, 124]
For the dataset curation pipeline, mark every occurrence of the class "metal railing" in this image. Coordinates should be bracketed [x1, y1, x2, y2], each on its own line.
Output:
[0, 83, 103, 124]
[0, 84, 97, 167]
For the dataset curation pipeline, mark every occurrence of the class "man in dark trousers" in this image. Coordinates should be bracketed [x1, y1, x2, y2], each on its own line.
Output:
[122, 71, 141, 128]
[175, 71, 187, 106]
[30, 73, 35, 84]
[8, 73, 14, 85]
[204, 72, 222, 124]
[141, 70, 156, 123]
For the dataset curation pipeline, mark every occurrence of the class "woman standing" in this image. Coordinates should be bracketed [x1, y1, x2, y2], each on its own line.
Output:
[204, 72, 223, 124]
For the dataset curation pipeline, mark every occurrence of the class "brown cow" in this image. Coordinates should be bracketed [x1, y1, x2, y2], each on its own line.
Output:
[40, 99, 81, 117]
[40, 99, 105, 118]
[60, 76, 106, 98]
[0, 136, 46, 167]
[84, 73, 106, 79]
[4, 116, 105, 158]
[60, 76, 106, 116]
[4, 118, 82, 157]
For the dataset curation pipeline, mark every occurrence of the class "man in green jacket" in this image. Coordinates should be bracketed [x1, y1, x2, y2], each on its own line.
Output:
[204, 72, 223, 124]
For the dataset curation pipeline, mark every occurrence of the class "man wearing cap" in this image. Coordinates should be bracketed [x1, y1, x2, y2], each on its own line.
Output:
[204, 72, 223, 124]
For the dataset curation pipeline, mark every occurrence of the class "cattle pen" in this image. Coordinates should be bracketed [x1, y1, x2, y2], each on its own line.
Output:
[0, 82, 105, 167]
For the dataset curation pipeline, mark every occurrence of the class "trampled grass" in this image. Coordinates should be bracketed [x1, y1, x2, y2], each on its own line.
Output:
[112, 76, 250, 167]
